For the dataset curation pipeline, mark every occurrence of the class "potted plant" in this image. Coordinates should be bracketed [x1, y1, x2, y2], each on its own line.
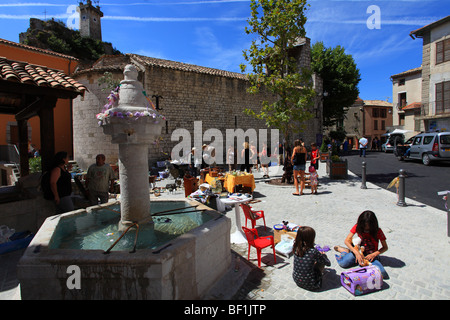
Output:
[326, 155, 348, 179]
[319, 138, 330, 162]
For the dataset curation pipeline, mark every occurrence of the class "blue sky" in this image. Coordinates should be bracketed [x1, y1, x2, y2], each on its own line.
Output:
[0, 0, 448, 102]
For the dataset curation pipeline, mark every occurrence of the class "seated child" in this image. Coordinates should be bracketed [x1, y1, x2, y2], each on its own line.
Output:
[308, 165, 319, 194]
[292, 226, 331, 291]
[334, 210, 389, 279]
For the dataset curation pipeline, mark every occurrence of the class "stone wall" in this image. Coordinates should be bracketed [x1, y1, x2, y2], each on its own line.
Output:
[73, 67, 277, 169]
[421, 33, 431, 117]
[0, 194, 55, 233]
[73, 47, 323, 170]
[141, 65, 274, 160]
[73, 71, 120, 169]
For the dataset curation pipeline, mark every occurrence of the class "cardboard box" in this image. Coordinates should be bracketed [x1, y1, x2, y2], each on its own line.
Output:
[274, 229, 298, 244]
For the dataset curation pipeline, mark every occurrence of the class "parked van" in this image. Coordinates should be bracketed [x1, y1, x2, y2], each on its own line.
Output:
[381, 132, 405, 152]
[408, 131, 450, 165]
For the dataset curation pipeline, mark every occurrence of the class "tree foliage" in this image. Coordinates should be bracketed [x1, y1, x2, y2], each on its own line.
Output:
[22, 19, 121, 62]
[311, 41, 361, 127]
[240, 0, 316, 142]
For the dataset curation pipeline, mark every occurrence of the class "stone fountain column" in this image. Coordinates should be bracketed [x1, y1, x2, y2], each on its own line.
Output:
[102, 64, 164, 231]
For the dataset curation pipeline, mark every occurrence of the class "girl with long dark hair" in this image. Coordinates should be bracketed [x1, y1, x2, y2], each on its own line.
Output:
[334, 210, 389, 279]
[292, 226, 331, 291]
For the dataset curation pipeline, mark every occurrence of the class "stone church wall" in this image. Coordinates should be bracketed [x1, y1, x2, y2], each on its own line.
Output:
[72, 67, 277, 170]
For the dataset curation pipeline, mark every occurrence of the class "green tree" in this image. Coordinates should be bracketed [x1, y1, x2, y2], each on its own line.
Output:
[240, 0, 316, 145]
[311, 41, 361, 127]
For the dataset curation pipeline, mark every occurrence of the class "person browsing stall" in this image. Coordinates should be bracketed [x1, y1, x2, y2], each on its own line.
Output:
[86, 154, 115, 205]
[49, 151, 74, 214]
[292, 139, 307, 196]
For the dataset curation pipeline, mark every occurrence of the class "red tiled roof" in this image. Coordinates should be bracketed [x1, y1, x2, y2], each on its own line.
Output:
[0, 38, 79, 61]
[129, 54, 248, 80]
[402, 102, 422, 111]
[0, 57, 86, 93]
[74, 53, 248, 81]
[363, 100, 393, 107]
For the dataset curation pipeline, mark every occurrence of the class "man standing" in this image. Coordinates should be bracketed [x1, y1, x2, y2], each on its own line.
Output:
[359, 136, 368, 158]
[86, 154, 115, 205]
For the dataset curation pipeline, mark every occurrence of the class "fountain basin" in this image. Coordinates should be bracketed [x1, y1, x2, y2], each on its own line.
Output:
[17, 199, 231, 300]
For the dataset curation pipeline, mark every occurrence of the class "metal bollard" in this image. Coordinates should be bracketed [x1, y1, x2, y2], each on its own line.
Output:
[438, 190, 450, 237]
[396, 169, 407, 207]
[448, 192, 450, 237]
[361, 161, 367, 189]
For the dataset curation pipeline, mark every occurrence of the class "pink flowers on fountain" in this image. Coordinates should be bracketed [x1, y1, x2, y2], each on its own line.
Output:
[102, 87, 120, 112]
[96, 86, 166, 125]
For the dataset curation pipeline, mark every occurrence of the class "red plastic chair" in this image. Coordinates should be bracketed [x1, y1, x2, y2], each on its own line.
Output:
[242, 227, 276, 268]
[240, 203, 266, 230]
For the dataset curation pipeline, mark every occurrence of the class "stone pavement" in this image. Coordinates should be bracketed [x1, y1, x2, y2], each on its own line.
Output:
[202, 162, 450, 300]
[1, 160, 449, 300]
[144, 161, 450, 300]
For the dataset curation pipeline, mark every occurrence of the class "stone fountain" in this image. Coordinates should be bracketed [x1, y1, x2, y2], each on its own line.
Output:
[101, 64, 163, 230]
[17, 65, 232, 300]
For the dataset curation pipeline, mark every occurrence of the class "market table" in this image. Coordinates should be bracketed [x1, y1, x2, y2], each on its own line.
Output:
[221, 194, 253, 244]
[223, 173, 256, 193]
[204, 174, 225, 189]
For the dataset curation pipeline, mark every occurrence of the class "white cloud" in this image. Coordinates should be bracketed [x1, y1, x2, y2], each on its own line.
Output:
[104, 0, 249, 5]
[193, 26, 247, 72]
[135, 49, 168, 60]
[103, 15, 247, 22]
[0, 3, 68, 7]
[0, 1, 250, 7]
[0, 13, 67, 20]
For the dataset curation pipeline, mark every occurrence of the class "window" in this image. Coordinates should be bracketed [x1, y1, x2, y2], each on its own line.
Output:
[436, 39, 450, 64]
[380, 108, 387, 118]
[9, 125, 19, 146]
[381, 120, 385, 131]
[423, 136, 434, 144]
[372, 108, 379, 118]
[399, 79, 406, 86]
[374, 120, 378, 130]
[398, 92, 407, 109]
[413, 137, 422, 145]
[399, 114, 405, 126]
[441, 135, 450, 144]
[435, 81, 450, 114]
[414, 119, 421, 132]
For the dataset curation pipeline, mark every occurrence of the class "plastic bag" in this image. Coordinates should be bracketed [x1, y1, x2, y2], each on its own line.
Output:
[275, 237, 294, 257]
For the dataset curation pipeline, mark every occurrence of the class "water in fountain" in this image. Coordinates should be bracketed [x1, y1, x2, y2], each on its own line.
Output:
[49, 201, 215, 251]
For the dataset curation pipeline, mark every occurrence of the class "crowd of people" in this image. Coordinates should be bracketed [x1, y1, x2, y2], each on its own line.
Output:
[43, 141, 389, 294]
[188, 142, 281, 179]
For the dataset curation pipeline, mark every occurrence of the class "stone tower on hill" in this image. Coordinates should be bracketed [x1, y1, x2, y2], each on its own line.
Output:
[77, 0, 104, 41]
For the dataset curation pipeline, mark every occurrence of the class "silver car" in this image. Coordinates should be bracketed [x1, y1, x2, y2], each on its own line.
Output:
[409, 132, 450, 165]
[382, 133, 405, 152]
